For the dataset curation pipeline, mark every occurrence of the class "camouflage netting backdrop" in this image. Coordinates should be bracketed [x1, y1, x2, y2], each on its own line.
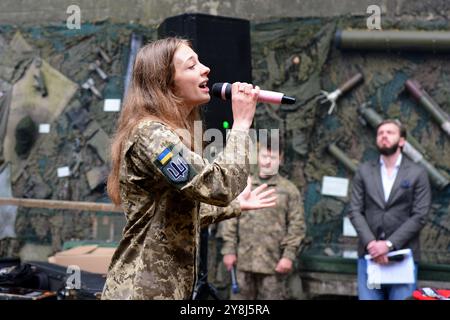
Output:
[0, 17, 449, 276]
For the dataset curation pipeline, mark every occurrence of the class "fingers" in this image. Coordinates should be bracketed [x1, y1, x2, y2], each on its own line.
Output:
[232, 82, 258, 97]
[232, 82, 252, 93]
[256, 202, 277, 209]
[257, 188, 276, 199]
[251, 183, 269, 195]
[231, 82, 241, 96]
[223, 255, 237, 271]
[258, 195, 277, 204]
[242, 177, 252, 194]
[367, 241, 376, 250]
[373, 255, 388, 264]
[244, 84, 252, 95]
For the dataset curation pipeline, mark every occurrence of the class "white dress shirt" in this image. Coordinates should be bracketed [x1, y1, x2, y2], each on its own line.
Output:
[380, 153, 402, 202]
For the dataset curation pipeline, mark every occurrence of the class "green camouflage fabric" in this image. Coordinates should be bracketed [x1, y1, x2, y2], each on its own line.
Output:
[221, 174, 306, 274]
[101, 120, 250, 300]
[231, 270, 288, 300]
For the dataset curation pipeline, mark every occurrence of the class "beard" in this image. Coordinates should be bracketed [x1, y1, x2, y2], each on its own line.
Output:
[377, 142, 400, 156]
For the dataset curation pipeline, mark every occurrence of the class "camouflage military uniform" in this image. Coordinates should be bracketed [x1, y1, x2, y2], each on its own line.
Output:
[101, 120, 250, 300]
[220, 174, 306, 299]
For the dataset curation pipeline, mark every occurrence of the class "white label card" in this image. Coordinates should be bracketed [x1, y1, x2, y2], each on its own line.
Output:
[39, 124, 51, 133]
[103, 99, 121, 112]
[321, 176, 349, 197]
[57, 166, 71, 178]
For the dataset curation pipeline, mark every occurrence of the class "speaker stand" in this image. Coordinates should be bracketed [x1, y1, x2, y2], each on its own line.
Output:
[192, 228, 220, 300]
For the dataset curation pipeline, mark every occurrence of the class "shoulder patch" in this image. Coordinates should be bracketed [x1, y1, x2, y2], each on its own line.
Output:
[154, 145, 196, 187]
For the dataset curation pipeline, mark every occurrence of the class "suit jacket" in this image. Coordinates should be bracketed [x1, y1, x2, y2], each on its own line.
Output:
[349, 155, 431, 261]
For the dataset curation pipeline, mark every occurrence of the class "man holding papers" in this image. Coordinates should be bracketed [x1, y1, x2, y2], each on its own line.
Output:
[349, 120, 431, 300]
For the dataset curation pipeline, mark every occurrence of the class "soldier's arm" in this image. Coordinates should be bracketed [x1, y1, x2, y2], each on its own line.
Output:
[199, 200, 241, 228]
[129, 121, 250, 207]
[281, 187, 306, 261]
[220, 217, 239, 256]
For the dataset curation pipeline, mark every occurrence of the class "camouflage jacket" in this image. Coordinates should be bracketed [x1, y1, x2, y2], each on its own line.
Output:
[101, 120, 250, 300]
[220, 174, 306, 274]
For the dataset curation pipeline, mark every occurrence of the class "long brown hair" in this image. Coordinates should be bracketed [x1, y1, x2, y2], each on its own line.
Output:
[107, 37, 201, 205]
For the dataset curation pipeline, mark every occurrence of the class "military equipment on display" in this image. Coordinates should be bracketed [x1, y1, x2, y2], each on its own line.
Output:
[96, 47, 112, 64]
[335, 30, 450, 53]
[89, 60, 108, 81]
[357, 103, 450, 190]
[328, 143, 358, 173]
[319, 73, 363, 114]
[33, 58, 47, 97]
[81, 78, 102, 99]
[405, 80, 450, 137]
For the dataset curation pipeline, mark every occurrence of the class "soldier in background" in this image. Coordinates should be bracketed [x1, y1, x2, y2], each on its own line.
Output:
[221, 138, 306, 300]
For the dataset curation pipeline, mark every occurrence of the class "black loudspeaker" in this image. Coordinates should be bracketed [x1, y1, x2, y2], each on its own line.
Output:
[158, 13, 252, 145]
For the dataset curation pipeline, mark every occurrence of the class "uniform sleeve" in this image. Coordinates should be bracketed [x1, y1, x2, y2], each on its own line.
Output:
[348, 166, 376, 248]
[199, 200, 241, 229]
[220, 216, 239, 255]
[281, 186, 306, 261]
[128, 120, 250, 207]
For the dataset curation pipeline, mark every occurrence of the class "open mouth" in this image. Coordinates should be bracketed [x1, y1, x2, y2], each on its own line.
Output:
[199, 80, 208, 89]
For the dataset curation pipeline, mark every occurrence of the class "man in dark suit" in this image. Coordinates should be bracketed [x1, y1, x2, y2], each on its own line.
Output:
[349, 120, 431, 300]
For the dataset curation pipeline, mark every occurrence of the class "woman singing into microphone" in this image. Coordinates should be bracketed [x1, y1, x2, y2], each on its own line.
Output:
[102, 37, 277, 300]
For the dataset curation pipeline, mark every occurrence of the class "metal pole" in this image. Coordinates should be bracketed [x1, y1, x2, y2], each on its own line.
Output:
[0, 197, 122, 213]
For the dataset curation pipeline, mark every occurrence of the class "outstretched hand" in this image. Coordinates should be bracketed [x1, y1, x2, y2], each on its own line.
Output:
[237, 177, 277, 211]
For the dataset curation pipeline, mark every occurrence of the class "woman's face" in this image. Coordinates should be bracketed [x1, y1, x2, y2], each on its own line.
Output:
[173, 44, 211, 109]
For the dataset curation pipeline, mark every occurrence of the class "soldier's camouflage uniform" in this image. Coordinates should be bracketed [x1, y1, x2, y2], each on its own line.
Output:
[101, 120, 250, 300]
[220, 174, 306, 299]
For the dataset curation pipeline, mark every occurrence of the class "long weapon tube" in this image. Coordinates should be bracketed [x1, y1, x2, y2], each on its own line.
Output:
[335, 30, 450, 53]
[405, 80, 450, 137]
[328, 143, 358, 173]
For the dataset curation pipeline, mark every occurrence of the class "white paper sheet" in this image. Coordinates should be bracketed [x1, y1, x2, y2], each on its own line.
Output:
[39, 123, 50, 133]
[103, 99, 121, 112]
[321, 176, 349, 197]
[365, 248, 415, 285]
[57, 166, 71, 178]
[343, 216, 357, 237]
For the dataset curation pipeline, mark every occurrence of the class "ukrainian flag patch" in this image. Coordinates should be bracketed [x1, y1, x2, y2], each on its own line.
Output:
[154, 145, 196, 187]
[157, 147, 173, 165]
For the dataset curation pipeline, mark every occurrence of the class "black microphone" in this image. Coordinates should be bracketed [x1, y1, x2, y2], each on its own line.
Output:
[212, 82, 296, 105]
[230, 265, 240, 294]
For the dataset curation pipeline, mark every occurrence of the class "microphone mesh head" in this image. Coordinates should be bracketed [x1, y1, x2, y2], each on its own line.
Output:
[211, 83, 225, 99]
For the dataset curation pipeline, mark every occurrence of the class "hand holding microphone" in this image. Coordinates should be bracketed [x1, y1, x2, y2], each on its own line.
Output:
[212, 82, 296, 105]
[223, 254, 240, 294]
[228, 82, 260, 131]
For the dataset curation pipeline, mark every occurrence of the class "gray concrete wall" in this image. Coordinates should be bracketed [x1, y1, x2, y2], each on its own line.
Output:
[0, 0, 396, 26]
